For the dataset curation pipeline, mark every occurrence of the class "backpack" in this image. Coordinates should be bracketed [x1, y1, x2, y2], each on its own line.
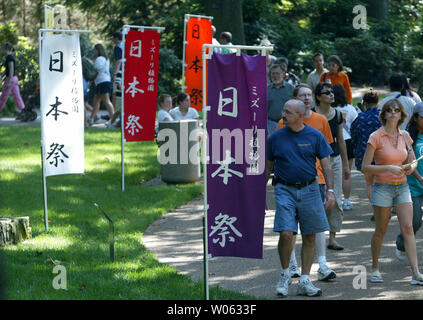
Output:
[82, 57, 97, 81]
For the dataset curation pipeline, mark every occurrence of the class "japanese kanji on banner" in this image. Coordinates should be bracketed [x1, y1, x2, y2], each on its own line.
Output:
[206, 52, 267, 259]
[184, 17, 212, 110]
[123, 29, 160, 142]
[40, 33, 84, 177]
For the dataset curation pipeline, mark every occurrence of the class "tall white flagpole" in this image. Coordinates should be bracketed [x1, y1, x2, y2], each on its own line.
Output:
[39, 28, 91, 233]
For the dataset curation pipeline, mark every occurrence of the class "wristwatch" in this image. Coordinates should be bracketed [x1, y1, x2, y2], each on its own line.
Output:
[327, 189, 334, 193]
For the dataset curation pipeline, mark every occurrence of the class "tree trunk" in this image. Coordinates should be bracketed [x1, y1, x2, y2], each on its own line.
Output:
[22, 0, 26, 36]
[366, 0, 388, 19]
[203, 0, 245, 45]
[0, 217, 32, 247]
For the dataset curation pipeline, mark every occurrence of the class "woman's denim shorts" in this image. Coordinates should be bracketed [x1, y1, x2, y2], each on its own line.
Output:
[371, 182, 412, 207]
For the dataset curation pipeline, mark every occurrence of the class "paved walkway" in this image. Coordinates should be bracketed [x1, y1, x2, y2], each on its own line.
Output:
[143, 172, 423, 300]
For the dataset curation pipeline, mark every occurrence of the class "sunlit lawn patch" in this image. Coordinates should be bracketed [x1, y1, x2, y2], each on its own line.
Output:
[0, 126, 255, 300]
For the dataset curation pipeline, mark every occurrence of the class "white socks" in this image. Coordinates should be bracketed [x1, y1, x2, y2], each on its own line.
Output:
[290, 250, 297, 266]
[300, 275, 310, 283]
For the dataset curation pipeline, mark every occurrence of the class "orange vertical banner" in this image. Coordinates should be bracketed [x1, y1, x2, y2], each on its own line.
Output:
[184, 17, 212, 110]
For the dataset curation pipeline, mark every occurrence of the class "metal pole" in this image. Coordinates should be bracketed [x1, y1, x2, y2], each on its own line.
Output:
[185, 14, 213, 20]
[39, 29, 48, 233]
[39, 29, 92, 232]
[120, 25, 165, 192]
[202, 44, 273, 52]
[181, 15, 188, 92]
[94, 203, 114, 262]
[123, 25, 165, 31]
[199, 43, 272, 300]
[39, 29, 92, 34]
[202, 46, 210, 301]
[41, 146, 48, 233]
[181, 15, 213, 94]
[121, 26, 127, 192]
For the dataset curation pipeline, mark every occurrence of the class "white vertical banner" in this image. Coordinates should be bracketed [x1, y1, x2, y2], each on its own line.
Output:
[41, 33, 84, 177]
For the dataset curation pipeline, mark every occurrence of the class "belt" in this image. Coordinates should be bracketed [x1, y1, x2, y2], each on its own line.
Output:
[386, 181, 405, 186]
[273, 176, 316, 188]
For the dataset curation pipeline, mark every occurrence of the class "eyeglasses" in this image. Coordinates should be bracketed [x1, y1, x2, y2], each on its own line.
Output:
[320, 90, 333, 95]
[386, 108, 401, 113]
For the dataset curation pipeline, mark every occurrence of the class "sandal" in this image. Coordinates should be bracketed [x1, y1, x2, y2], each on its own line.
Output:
[411, 273, 423, 285]
[370, 270, 383, 283]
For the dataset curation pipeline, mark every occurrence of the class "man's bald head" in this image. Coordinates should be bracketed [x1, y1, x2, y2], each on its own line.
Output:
[284, 99, 306, 116]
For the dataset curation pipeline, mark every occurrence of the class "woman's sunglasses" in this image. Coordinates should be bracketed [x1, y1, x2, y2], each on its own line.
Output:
[385, 108, 401, 113]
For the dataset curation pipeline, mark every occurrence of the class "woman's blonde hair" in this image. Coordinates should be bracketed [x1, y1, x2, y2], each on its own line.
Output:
[379, 99, 407, 127]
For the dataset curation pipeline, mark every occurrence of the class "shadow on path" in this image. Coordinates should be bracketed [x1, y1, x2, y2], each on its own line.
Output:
[143, 171, 423, 300]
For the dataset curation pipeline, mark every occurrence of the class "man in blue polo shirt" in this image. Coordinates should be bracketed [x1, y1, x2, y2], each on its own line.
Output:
[267, 99, 334, 297]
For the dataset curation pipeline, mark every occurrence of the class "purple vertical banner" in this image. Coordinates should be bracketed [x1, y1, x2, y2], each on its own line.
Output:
[206, 52, 267, 259]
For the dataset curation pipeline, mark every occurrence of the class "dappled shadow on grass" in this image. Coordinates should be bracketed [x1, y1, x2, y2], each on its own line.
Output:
[0, 126, 218, 299]
[1, 166, 205, 299]
[1, 237, 207, 299]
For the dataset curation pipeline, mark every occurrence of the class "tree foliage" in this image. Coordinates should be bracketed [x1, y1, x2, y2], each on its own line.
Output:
[2, 0, 423, 97]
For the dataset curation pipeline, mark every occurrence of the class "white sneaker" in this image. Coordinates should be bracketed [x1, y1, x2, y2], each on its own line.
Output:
[411, 273, 423, 285]
[343, 198, 353, 211]
[395, 248, 406, 261]
[297, 279, 322, 297]
[289, 263, 301, 278]
[317, 264, 336, 281]
[276, 273, 291, 297]
[106, 120, 114, 129]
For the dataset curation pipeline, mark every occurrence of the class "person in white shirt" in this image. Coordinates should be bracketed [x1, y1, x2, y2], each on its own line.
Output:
[211, 25, 221, 54]
[379, 74, 416, 130]
[401, 74, 422, 104]
[332, 84, 358, 211]
[86, 43, 115, 126]
[170, 93, 199, 120]
[157, 94, 174, 122]
[307, 53, 328, 107]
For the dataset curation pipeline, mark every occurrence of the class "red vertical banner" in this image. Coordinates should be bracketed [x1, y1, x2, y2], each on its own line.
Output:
[124, 29, 161, 142]
[184, 18, 212, 111]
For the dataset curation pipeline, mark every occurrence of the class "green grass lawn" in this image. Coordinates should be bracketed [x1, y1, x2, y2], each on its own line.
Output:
[0, 126, 255, 300]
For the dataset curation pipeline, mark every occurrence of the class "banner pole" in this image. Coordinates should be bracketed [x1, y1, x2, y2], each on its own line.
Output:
[202, 45, 210, 301]
[120, 24, 164, 192]
[39, 29, 49, 233]
[41, 146, 48, 233]
[181, 14, 188, 92]
[121, 26, 128, 192]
